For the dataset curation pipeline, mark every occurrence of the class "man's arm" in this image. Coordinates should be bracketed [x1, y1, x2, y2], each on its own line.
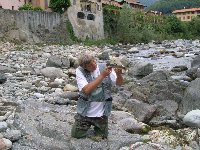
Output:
[115, 68, 123, 86]
[82, 67, 112, 94]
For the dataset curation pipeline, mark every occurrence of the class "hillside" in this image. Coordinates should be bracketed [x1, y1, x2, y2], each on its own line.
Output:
[138, 0, 159, 7]
[147, 0, 200, 14]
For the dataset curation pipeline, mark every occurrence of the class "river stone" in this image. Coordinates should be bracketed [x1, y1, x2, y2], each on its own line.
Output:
[0, 122, 8, 132]
[40, 67, 67, 79]
[191, 55, 200, 68]
[0, 74, 7, 84]
[46, 56, 62, 68]
[183, 110, 200, 128]
[128, 62, 153, 78]
[130, 142, 174, 150]
[0, 65, 16, 73]
[123, 99, 157, 123]
[60, 92, 79, 100]
[181, 78, 200, 114]
[0, 138, 12, 150]
[3, 130, 22, 142]
[118, 118, 150, 133]
[63, 84, 78, 92]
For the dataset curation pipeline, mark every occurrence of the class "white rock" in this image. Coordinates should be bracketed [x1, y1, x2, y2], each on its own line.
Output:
[34, 93, 45, 98]
[0, 138, 12, 150]
[183, 109, 200, 128]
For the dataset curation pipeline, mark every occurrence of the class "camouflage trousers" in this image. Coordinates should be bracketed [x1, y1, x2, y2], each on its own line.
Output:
[71, 113, 108, 139]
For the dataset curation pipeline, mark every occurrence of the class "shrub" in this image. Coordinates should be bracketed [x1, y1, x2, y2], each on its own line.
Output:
[49, 0, 71, 14]
[19, 4, 42, 11]
[19, 4, 34, 10]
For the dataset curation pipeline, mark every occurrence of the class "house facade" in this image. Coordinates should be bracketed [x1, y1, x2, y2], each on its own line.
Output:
[25, 0, 50, 10]
[102, 0, 145, 11]
[172, 7, 200, 21]
[67, 0, 104, 39]
[0, 0, 25, 10]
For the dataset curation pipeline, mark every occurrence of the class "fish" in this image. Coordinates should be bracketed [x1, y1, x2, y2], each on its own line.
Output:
[106, 62, 126, 70]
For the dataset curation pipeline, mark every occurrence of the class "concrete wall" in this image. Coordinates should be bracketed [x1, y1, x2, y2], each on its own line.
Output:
[0, 0, 24, 10]
[67, 0, 104, 40]
[0, 9, 70, 44]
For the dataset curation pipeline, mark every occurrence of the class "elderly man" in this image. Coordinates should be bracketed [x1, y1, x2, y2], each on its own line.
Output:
[71, 52, 123, 140]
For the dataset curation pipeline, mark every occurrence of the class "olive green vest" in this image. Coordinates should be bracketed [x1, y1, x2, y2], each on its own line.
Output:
[76, 63, 113, 117]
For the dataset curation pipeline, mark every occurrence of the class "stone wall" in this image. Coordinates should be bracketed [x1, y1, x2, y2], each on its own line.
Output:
[0, 9, 71, 43]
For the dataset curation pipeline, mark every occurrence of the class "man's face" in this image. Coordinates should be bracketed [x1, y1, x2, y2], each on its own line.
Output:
[85, 59, 97, 72]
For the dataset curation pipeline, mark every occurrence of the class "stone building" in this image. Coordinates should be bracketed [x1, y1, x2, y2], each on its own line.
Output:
[102, 0, 145, 11]
[172, 7, 200, 21]
[24, 0, 50, 10]
[67, 0, 104, 40]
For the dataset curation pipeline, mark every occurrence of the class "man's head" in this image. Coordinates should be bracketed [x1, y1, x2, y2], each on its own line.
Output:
[78, 52, 97, 72]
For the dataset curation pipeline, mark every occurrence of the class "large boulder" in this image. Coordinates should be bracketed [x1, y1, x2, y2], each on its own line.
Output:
[40, 67, 67, 79]
[128, 62, 153, 78]
[46, 56, 70, 68]
[181, 78, 200, 114]
[191, 55, 200, 68]
[0, 65, 16, 73]
[123, 99, 158, 123]
[183, 110, 200, 128]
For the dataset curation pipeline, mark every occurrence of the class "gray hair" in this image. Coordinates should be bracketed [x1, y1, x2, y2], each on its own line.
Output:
[78, 52, 95, 68]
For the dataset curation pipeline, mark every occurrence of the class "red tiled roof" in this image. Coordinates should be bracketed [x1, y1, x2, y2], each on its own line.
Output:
[102, 0, 144, 8]
[113, 2, 122, 7]
[172, 7, 200, 13]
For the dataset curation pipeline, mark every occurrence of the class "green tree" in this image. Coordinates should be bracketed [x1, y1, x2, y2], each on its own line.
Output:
[165, 16, 184, 34]
[147, 0, 200, 14]
[188, 17, 200, 38]
[49, 0, 71, 14]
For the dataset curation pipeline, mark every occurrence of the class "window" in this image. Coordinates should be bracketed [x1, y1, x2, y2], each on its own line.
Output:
[87, 14, 95, 20]
[86, 4, 91, 12]
[183, 16, 185, 20]
[96, 4, 101, 11]
[187, 16, 190, 19]
[12, 6, 14, 10]
[77, 12, 85, 19]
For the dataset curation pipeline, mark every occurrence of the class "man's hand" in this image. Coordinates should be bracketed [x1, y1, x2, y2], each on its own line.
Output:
[114, 68, 122, 76]
[101, 67, 112, 78]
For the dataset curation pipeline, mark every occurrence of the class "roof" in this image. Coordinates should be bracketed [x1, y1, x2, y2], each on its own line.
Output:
[172, 7, 200, 13]
[102, 0, 144, 8]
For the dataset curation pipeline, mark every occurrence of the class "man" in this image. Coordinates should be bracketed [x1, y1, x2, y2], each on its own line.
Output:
[71, 52, 123, 140]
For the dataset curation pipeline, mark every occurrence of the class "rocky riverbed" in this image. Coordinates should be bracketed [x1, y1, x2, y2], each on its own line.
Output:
[0, 39, 200, 150]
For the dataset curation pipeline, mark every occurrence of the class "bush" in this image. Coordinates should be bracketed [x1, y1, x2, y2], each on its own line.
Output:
[19, 4, 34, 10]
[19, 4, 42, 11]
[33, 6, 43, 11]
[49, 0, 71, 14]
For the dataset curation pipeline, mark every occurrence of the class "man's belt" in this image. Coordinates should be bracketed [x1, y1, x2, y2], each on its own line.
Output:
[79, 95, 113, 102]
